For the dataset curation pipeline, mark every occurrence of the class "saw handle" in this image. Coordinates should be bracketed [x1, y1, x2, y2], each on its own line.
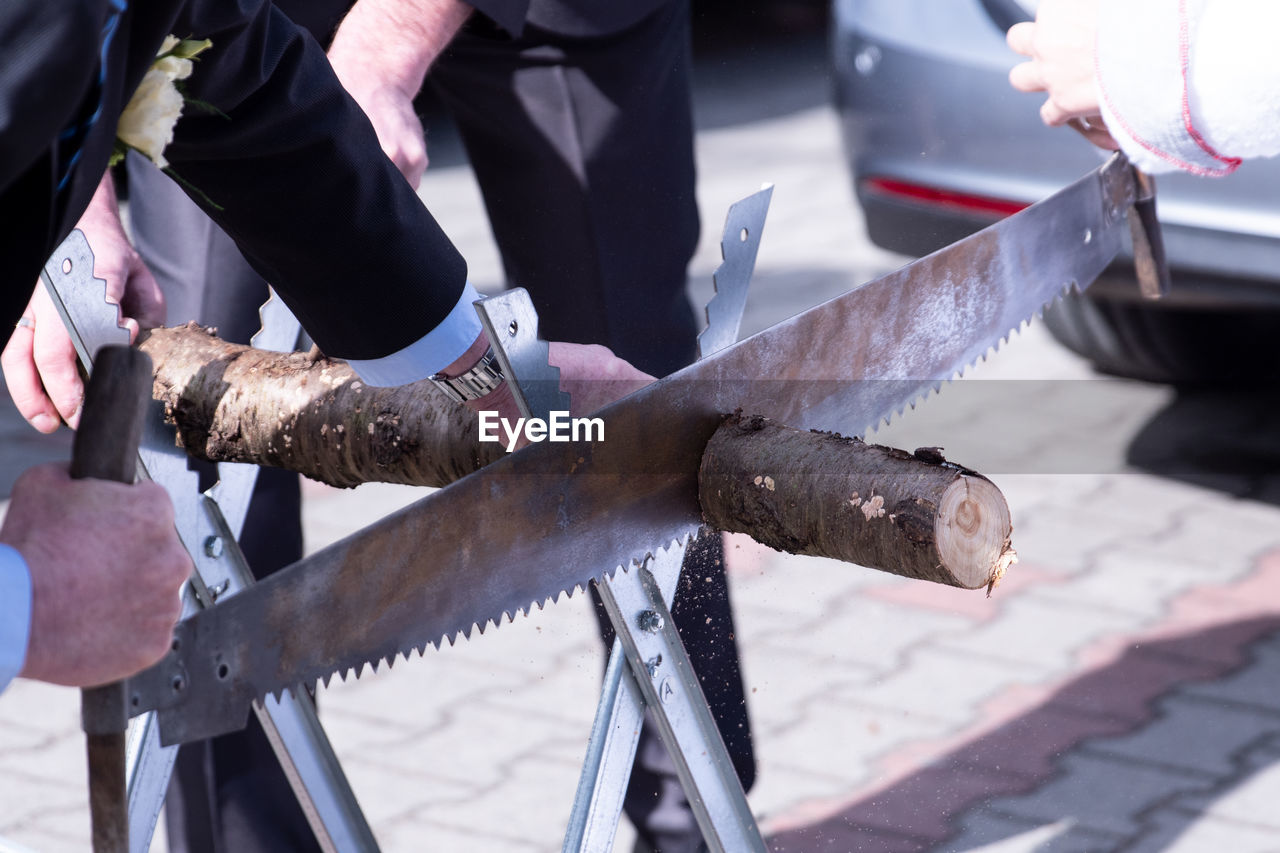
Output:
[70, 345, 153, 853]
[1126, 167, 1172, 299]
[1063, 124, 1171, 299]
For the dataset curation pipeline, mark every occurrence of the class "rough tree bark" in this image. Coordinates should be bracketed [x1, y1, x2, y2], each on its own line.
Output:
[698, 413, 1017, 592]
[140, 326, 1016, 590]
[140, 323, 501, 489]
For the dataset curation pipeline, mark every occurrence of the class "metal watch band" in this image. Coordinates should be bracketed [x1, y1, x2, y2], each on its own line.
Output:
[429, 346, 504, 403]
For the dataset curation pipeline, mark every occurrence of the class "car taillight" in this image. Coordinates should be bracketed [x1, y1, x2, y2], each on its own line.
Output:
[861, 177, 1030, 219]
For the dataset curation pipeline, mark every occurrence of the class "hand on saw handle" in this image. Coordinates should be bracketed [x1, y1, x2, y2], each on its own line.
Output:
[1006, 0, 1172, 298]
[1006, 0, 1119, 150]
[441, 330, 655, 449]
[1, 175, 165, 433]
[1, 465, 190, 687]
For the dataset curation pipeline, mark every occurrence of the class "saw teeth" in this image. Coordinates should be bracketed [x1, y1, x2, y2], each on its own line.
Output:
[282, 526, 710, 690]
[870, 298, 1049, 438]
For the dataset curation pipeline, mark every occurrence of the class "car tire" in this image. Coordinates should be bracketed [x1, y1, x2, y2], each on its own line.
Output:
[1043, 291, 1280, 384]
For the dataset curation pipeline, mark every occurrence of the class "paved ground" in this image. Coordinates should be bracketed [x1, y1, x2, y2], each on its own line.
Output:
[4, 17, 1280, 853]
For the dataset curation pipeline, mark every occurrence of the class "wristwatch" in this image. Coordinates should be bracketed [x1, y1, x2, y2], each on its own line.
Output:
[429, 346, 504, 403]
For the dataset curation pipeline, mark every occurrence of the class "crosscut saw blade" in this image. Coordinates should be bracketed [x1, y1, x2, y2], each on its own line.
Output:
[130, 154, 1140, 744]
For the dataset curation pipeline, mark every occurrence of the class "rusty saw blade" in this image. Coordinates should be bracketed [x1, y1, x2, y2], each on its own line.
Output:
[129, 154, 1142, 744]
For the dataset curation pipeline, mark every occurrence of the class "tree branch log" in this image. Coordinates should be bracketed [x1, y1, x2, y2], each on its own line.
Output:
[140, 323, 500, 489]
[699, 413, 1016, 591]
[139, 326, 1016, 589]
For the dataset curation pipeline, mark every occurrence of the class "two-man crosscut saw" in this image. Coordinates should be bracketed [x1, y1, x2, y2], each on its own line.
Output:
[122, 152, 1165, 752]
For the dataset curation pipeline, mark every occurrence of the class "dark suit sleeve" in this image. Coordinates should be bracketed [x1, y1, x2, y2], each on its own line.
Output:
[465, 0, 530, 36]
[162, 0, 467, 361]
[0, 1, 105, 195]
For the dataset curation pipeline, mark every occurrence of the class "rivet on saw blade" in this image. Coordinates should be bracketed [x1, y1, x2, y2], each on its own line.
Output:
[637, 610, 664, 633]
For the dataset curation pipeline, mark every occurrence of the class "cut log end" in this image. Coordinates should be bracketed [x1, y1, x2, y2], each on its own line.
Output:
[935, 475, 1016, 592]
[698, 413, 1018, 592]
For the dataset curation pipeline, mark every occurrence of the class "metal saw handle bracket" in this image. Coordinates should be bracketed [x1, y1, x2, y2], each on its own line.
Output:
[699, 183, 773, 360]
[474, 288, 571, 420]
[1097, 152, 1171, 300]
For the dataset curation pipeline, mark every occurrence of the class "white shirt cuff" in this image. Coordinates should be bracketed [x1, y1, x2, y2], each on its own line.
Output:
[346, 282, 485, 387]
[0, 544, 33, 692]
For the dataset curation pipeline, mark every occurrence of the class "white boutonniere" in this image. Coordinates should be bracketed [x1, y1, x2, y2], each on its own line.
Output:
[112, 36, 223, 207]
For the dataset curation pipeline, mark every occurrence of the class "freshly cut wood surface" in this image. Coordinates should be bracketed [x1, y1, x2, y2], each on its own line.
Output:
[698, 413, 1016, 591]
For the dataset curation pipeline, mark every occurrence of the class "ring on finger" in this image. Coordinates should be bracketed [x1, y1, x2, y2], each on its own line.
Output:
[14, 316, 34, 330]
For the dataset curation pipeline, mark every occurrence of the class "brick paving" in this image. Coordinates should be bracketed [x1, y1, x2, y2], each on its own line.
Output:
[4, 23, 1280, 853]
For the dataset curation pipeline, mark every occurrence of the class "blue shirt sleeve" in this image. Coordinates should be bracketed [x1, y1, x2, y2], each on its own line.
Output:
[345, 282, 485, 387]
[0, 544, 32, 692]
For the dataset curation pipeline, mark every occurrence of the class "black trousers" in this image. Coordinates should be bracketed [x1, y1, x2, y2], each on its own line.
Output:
[128, 1, 752, 849]
[429, 1, 701, 378]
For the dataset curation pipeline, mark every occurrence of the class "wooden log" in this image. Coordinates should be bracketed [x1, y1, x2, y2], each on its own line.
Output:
[698, 413, 1016, 592]
[140, 326, 1016, 591]
[139, 323, 501, 489]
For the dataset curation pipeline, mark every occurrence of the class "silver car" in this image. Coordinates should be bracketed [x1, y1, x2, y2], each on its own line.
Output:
[832, 0, 1280, 381]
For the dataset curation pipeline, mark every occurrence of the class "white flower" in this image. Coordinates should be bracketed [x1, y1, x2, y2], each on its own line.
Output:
[154, 54, 194, 81]
[116, 67, 185, 168]
[112, 35, 214, 172]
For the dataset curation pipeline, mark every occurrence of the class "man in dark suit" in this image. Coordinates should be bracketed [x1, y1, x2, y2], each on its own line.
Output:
[0, 0, 645, 769]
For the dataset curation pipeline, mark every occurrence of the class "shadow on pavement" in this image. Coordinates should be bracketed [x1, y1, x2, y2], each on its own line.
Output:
[765, 616, 1280, 852]
[1126, 386, 1280, 506]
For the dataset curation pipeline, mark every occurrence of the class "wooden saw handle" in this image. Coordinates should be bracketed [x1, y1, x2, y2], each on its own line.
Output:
[71, 345, 153, 853]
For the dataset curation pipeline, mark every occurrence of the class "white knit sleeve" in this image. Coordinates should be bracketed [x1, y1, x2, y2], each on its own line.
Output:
[1095, 0, 1262, 176]
[1187, 0, 1280, 161]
